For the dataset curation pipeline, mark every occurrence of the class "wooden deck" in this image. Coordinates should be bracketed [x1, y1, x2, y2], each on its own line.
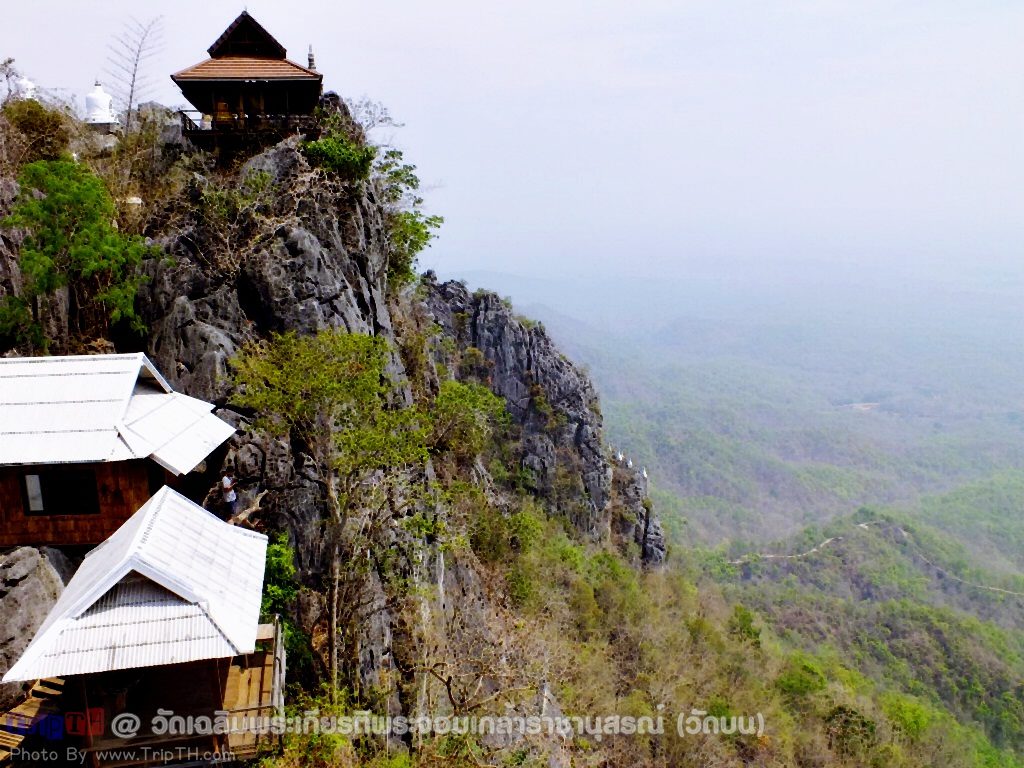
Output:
[224, 629, 279, 756]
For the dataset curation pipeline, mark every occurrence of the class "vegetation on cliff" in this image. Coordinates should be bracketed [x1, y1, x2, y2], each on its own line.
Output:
[1, 159, 149, 347]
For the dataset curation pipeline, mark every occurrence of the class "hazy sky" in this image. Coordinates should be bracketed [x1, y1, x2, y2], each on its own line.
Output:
[4, 1, 1022, 284]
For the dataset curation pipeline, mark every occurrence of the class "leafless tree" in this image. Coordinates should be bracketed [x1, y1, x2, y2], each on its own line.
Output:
[348, 97, 403, 133]
[1, 58, 20, 102]
[106, 17, 163, 132]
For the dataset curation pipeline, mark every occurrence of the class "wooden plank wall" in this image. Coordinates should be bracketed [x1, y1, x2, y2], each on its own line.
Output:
[0, 462, 154, 548]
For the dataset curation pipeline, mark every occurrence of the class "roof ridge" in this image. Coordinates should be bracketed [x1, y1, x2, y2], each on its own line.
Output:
[110, 352, 147, 432]
[133, 486, 167, 548]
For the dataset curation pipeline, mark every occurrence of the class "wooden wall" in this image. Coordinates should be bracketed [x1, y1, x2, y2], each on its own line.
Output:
[0, 461, 158, 548]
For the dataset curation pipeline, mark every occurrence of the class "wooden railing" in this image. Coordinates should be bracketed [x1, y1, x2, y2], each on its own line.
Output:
[179, 110, 318, 136]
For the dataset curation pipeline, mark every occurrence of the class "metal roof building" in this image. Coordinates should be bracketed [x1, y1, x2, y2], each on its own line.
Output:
[3, 486, 268, 682]
[0, 353, 235, 475]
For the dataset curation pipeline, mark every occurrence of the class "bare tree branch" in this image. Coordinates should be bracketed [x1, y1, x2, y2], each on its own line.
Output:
[105, 16, 163, 132]
[1, 58, 19, 102]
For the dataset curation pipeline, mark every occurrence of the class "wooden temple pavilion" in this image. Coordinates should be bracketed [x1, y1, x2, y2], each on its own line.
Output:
[171, 11, 323, 149]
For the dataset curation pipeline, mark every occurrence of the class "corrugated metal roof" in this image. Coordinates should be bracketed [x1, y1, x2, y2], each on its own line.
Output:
[3, 487, 268, 682]
[172, 56, 321, 81]
[0, 353, 234, 474]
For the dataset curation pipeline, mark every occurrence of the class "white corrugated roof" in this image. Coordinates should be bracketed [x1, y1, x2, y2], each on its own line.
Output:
[0, 353, 235, 474]
[3, 487, 268, 682]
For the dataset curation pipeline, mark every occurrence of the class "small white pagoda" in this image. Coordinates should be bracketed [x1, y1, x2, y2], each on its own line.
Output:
[84, 81, 119, 133]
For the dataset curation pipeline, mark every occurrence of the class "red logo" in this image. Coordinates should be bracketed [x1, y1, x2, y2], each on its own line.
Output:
[65, 708, 105, 736]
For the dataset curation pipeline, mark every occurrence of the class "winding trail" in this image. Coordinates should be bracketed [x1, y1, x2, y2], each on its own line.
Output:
[728, 521, 1024, 599]
[893, 527, 1024, 598]
[728, 536, 844, 565]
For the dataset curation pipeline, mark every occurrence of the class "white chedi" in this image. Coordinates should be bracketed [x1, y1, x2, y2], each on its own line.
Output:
[85, 81, 118, 125]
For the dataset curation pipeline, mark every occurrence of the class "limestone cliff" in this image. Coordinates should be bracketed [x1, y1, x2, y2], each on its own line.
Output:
[0, 132, 664, 743]
[129, 137, 664, 571]
[422, 275, 664, 563]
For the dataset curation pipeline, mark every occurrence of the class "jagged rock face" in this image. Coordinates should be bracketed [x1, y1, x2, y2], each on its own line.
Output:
[136, 139, 401, 585]
[611, 463, 667, 565]
[421, 276, 665, 563]
[422, 278, 612, 537]
[0, 134, 663, 737]
[141, 138, 392, 406]
[642, 514, 667, 564]
[0, 547, 71, 710]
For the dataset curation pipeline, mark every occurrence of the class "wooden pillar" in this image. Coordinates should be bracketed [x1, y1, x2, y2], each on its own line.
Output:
[80, 679, 99, 768]
[209, 659, 227, 755]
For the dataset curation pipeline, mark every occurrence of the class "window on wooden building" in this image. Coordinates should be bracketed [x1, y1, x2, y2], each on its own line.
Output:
[21, 468, 101, 515]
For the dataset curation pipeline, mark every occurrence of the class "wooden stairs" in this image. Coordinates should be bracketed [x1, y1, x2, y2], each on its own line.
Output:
[0, 678, 65, 764]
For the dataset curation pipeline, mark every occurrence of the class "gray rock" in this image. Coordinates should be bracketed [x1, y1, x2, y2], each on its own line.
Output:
[0, 130, 667, 737]
[422, 278, 612, 537]
[421, 275, 665, 560]
[0, 548, 70, 710]
[611, 462, 666, 566]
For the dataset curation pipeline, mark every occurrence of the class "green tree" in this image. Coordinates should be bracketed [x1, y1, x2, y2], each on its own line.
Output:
[429, 380, 509, 462]
[231, 329, 430, 698]
[374, 148, 442, 289]
[776, 653, 827, 699]
[728, 604, 761, 647]
[387, 210, 443, 288]
[301, 110, 376, 181]
[1, 159, 149, 349]
[883, 692, 935, 744]
[260, 532, 313, 672]
[261, 532, 299, 619]
[1, 99, 70, 164]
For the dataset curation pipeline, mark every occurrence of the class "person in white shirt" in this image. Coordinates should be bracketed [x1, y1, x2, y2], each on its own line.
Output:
[222, 470, 238, 517]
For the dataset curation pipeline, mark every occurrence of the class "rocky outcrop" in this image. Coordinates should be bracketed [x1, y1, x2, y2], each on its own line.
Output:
[0, 547, 71, 710]
[610, 462, 667, 565]
[642, 512, 667, 564]
[136, 137, 405, 581]
[137, 138, 665, 569]
[422, 277, 611, 536]
[421, 274, 665, 563]
[141, 138, 393, 406]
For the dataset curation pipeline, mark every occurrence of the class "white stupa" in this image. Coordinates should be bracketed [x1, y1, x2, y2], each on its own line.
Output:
[84, 81, 118, 131]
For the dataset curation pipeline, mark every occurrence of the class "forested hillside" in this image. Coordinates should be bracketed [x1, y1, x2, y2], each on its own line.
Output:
[497, 277, 1024, 549]
[455, 267, 1024, 766]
